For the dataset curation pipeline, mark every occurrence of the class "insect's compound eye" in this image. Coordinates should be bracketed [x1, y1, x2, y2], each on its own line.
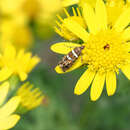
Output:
[103, 44, 110, 50]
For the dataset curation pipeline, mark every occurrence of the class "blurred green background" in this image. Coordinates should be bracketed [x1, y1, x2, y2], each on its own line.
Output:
[12, 35, 130, 130]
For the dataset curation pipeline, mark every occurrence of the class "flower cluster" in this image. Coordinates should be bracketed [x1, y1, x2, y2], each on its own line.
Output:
[0, 82, 20, 129]
[0, 44, 40, 81]
[0, 0, 77, 128]
[0, 81, 45, 129]
[0, 0, 130, 129]
[0, 42, 44, 128]
[51, 0, 130, 101]
[0, 34, 42, 129]
[0, 0, 79, 49]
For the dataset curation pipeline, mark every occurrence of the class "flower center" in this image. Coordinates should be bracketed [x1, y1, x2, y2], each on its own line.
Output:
[83, 30, 128, 73]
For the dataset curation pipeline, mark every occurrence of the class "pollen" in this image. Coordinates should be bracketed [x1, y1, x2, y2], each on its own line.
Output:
[83, 30, 128, 73]
[55, 7, 86, 41]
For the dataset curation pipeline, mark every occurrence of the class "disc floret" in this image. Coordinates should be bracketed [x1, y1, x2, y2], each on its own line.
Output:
[83, 30, 128, 73]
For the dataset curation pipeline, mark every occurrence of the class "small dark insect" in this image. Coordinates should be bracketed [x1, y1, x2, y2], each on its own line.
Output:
[58, 46, 85, 72]
[104, 44, 110, 50]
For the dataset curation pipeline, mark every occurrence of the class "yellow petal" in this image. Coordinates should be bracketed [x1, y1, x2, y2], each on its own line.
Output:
[106, 71, 117, 96]
[95, 0, 107, 31]
[0, 115, 20, 130]
[55, 66, 64, 73]
[74, 69, 95, 95]
[26, 56, 40, 73]
[64, 19, 89, 42]
[121, 64, 130, 79]
[3, 44, 16, 60]
[114, 7, 130, 32]
[62, 0, 79, 7]
[122, 27, 130, 41]
[0, 96, 20, 117]
[19, 72, 28, 81]
[83, 3, 99, 34]
[16, 49, 25, 60]
[51, 42, 81, 54]
[54, 26, 63, 37]
[0, 67, 13, 82]
[0, 82, 10, 106]
[55, 57, 83, 74]
[90, 72, 105, 101]
[124, 42, 130, 52]
[20, 52, 32, 68]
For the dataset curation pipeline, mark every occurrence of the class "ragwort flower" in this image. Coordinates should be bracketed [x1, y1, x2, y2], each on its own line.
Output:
[0, 44, 40, 82]
[0, 0, 79, 22]
[0, 17, 33, 50]
[55, 8, 86, 41]
[16, 82, 44, 113]
[51, 0, 130, 101]
[0, 82, 20, 129]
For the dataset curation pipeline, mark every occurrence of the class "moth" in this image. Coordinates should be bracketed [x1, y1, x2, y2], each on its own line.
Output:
[58, 46, 85, 72]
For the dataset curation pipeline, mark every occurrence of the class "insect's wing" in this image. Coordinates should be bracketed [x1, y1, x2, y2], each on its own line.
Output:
[51, 42, 81, 54]
[55, 56, 83, 74]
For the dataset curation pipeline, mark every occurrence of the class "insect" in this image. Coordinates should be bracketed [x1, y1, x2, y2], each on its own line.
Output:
[104, 44, 110, 50]
[58, 46, 85, 72]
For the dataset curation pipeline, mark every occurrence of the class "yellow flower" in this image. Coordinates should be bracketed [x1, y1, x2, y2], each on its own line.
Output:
[16, 82, 44, 112]
[38, 0, 85, 23]
[0, 0, 76, 22]
[0, 44, 40, 82]
[22, 0, 41, 19]
[0, 82, 20, 129]
[0, 0, 40, 19]
[51, 0, 130, 101]
[0, 15, 33, 50]
[0, 0, 81, 40]
[0, 0, 25, 14]
[55, 8, 86, 41]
